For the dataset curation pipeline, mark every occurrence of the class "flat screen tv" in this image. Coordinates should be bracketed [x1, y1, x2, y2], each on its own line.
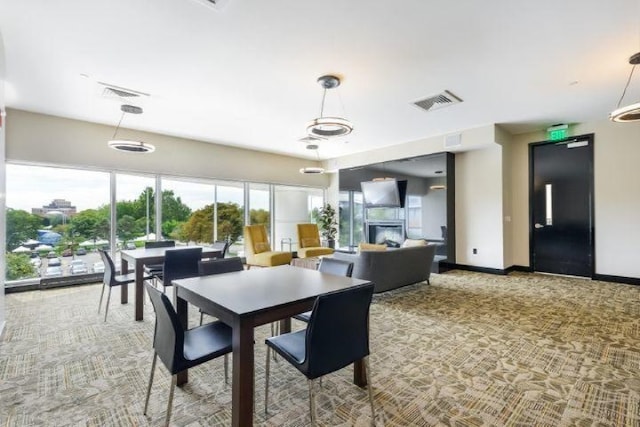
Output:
[361, 179, 406, 208]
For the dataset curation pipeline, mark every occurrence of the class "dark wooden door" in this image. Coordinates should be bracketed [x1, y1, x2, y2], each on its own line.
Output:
[529, 134, 594, 277]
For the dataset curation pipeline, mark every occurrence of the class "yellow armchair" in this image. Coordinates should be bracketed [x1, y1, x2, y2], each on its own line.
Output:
[297, 223, 335, 259]
[244, 225, 292, 268]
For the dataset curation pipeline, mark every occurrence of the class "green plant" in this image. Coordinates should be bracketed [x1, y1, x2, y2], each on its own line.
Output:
[317, 204, 338, 241]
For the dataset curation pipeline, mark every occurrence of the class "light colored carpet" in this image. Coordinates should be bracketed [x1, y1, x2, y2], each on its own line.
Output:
[2, 270, 640, 426]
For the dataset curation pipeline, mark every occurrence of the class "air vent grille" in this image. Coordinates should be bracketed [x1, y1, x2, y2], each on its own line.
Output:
[98, 82, 149, 102]
[414, 90, 462, 112]
[190, 0, 229, 9]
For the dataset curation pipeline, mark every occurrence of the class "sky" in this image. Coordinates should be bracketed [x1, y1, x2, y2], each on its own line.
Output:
[6, 164, 268, 213]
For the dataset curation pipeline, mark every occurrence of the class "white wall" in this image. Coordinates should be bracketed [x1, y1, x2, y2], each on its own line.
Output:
[509, 120, 640, 278]
[421, 181, 447, 240]
[6, 109, 328, 188]
[274, 188, 311, 251]
[455, 144, 504, 269]
[0, 31, 6, 337]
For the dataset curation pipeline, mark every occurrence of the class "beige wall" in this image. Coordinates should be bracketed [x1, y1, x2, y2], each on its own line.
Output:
[6, 109, 328, 188]
[509, 119, 640, 278]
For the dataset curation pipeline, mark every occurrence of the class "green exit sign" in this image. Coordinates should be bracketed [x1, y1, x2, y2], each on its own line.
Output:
[547, 124, 568, 141]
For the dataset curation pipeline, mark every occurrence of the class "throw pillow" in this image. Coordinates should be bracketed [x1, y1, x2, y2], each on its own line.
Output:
[358, 242, 387, 252]
[401, 238, 427, 248]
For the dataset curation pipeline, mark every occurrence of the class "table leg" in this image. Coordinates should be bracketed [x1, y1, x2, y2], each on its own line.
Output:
[176, 294, 189, 386]
[232, 317, 254, 427]
[135, 261, 144, 321]
[120, 258, 129, 304]
[279, 317, 292, 334]
[354, 359, 367, 387]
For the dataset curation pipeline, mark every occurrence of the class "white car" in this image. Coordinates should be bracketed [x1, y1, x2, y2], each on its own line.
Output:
[44, 265, 63, 277]
[69, 260, 88, 275]
[93, 261, 105, 274]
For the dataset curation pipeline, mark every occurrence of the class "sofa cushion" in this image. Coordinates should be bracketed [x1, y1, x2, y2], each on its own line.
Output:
[401, 238, 427, 248]
[301, 237, 321, 248]
[254, 242, 271, 254]
[298, 247, 334, 258]
[358, 242, 387, 252]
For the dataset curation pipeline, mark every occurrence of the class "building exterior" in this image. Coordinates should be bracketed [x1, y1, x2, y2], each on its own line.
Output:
[32, 199, 77, 218]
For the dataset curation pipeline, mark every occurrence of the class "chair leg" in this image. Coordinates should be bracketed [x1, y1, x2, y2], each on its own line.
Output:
[98, 282, 106, 314]
[224, 354, 229, 385]
[165, 374, 177, 427]
[308, 378, 318, 426]
[364, 356, 376, 425]
[200, 311, 204, 326]
[104, 287, 112, 322]
[144, 352, 157, 416]
[264, 347, 271, 414]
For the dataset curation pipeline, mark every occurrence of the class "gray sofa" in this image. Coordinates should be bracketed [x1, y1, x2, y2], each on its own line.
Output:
[332, 244, 436, 293]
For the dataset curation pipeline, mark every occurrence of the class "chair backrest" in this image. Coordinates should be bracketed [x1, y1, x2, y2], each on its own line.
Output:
[211, 240, 229, 258]
[318, 257, 353, 277]
[98, 249, 116, 286]
[304, 283, 374, 379]
[145, 240, 176, 249]
[243, 225, 272, 256]
[198, 257, 244, 276]
[162, 247, 203, 285]
[297, 223, 321, 248]
[145, 282, 184, 374]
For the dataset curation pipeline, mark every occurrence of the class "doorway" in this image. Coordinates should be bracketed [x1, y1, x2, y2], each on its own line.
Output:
[529, 134, 594, 277]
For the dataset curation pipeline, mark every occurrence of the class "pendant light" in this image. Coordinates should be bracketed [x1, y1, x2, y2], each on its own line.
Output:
[306, 75, 353, 138]
[299, 146, 325, 174]
[610, 52, 640, 122]
[108, 104, 156, 153]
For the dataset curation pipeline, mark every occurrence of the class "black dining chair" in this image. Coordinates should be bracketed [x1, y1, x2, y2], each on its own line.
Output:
[293, 257, 354, 323]
[97, 249, 152, 322]
[143, 240, 176, 286]
[210, 240, 229, 259]
[264, 283, 376, 425]
[143, 282, 232, 427]
[197, 257, 244, 325]
[155, 247, 203, 293]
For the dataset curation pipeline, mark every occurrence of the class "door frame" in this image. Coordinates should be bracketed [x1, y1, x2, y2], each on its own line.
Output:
[528, 133, 595, 277]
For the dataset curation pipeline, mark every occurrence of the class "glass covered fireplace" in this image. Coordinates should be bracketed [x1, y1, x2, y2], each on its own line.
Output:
[367, 221, 405, 246]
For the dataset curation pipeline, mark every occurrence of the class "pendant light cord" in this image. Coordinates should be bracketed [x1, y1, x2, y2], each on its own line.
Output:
[318, 88, 327, 118]
[616, 65, 637, 108]
[111, 110, 126, 140]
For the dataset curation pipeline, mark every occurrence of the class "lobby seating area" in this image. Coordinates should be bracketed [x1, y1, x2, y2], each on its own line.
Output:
[3, 271, 640, 425]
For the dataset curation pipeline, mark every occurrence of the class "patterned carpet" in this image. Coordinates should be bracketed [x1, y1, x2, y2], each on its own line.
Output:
[2, 270, 640, 426]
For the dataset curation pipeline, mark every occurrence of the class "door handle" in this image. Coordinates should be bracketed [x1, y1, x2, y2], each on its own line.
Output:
[534, 223, 544, 229]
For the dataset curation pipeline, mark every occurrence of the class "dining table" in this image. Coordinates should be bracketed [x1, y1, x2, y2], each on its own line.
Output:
[173, 264, 372, 427]
[119, 245, 223, 321]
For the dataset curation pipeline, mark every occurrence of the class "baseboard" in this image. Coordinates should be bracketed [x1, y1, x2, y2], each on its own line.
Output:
[506, 265, 533, 273]
[593, 274, 640, 286]
[445, 263, 510, 276]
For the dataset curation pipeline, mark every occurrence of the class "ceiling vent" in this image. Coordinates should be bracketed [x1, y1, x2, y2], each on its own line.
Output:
[98, 82, 149, 102]
[190, 0, 230, 10]
[413, 90, 462, 112]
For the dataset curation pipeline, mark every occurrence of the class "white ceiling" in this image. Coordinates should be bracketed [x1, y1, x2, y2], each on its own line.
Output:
[1, 0, 639, 160]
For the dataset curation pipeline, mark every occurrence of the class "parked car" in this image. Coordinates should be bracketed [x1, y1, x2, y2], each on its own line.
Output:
[44, 265, 63, 277]
[69, 259, 88, 275]
[30, 251, 39, 258]
[75, 248, 87, 256]
[48, 257, 62, 267]
[92, 261, 105, 274]
[62, 248, 73, 257]
[125, 242, 136, 250]
[46, 251, 58, 259]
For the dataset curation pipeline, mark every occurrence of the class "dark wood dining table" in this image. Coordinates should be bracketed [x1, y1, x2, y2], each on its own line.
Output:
[173, 265, 372, 427]
[119, 246, 222, 321]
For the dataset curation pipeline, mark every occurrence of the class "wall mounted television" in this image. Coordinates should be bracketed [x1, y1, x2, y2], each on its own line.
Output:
[361, 179, 407, 208]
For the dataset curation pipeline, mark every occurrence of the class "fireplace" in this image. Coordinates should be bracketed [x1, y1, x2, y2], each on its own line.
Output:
[367, 221, 405, 246]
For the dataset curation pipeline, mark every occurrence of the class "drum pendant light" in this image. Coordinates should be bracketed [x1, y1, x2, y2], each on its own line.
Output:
[306, 75, 353, 138]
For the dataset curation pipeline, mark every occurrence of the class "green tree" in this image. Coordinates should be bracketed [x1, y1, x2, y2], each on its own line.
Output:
[117, 215, 138, 243]
[180, 202, 243, 244]
[250, 209, 270, 227]
[69, 209, 109, 242]
[6, 253, 36, 280]
[182, 205, 214, 243]
[6, 208, 44, 250]
[218, 202, 243, 243]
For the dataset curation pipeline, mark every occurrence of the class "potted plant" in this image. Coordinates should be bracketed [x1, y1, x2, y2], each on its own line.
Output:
[317, 203, 338, 249]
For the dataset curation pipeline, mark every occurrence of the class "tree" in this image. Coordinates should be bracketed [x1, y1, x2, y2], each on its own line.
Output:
[182, 205, 214, 243]
[117, 215, 138, 243]
[6, 253, 36, 280]
[217, 202, 243, 243]
[180, 202, 243, 244]
[250, 209, 270, 227]
[6, 208, 43, 250]
[69, 209, 109, 242]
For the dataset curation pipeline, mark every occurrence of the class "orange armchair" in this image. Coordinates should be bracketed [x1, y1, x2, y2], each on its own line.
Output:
[296, 223, 334, 259]
[243, 225, 292, 268]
